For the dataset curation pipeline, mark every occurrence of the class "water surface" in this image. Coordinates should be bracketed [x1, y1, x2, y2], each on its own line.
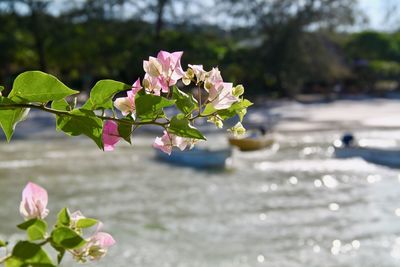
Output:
[1, 100, 400, 267]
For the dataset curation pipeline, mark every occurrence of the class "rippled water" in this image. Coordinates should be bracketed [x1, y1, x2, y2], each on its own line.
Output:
[1, 100, 400, 267]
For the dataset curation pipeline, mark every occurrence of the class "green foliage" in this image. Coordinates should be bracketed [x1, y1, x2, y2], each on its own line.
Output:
[17, 219, 47, 241]
[172, 86, 198, 115]
[55, 109, 104, 149]
[51, 99, 70, 111]
[17, 219, 41, 230]
[57, 208, 70, 226]
[218, 99, 253, 121]
[51, 227, 86, 249]
[169, 114, 206, 140]
[369, 60, 400, 77]
[9, 241, 55, 267]
[201, 103, 217, 116]
[0, 240, 6, 247]
[76, 218, 98, 228]
[0, 97, 29, 142]
[135, 94, 175, 121]
[82, 80, 131, 110]
[202, 99, 252, 121]
[345, 31, 395, 61]
[118, 121, 132, 144]
[8, 71, 78, 103]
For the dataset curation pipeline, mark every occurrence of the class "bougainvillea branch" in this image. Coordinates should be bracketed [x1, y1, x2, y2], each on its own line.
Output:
[0, 50, 252, 154]
[0, 182, 115, 266]
[0, 51, 252, 266]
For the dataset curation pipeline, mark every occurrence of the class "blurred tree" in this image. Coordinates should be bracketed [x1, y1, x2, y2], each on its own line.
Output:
[126, 0, 204, 39]
[216, 0, 358, 96]
[0, 0, 51, 71]
[0, 0, 50, 71]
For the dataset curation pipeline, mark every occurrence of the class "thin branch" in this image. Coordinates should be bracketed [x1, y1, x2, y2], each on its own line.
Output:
[0, 103, 169, 127]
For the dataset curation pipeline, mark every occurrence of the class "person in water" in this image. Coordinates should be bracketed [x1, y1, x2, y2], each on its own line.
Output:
[341, 133, 355, 147]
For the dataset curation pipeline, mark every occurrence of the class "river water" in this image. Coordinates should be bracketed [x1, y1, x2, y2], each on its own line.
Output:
[1, 99, 400, 267]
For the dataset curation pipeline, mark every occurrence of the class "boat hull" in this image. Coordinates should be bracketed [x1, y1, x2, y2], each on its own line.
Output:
[155, 148, 232, 168]
[229, 136, 274, 151]
[334, 146, 400, 168]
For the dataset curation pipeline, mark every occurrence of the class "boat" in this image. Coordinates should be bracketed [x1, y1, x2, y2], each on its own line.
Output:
[155, 147, 232, 169]
[334, 134, 400, 167]
[228, 130, 274, 151]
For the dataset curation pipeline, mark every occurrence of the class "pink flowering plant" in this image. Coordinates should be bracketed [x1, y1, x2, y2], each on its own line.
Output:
[0, 51, 251, 266]
[0, 182, 115, 266]
[0, 50, 251, 154]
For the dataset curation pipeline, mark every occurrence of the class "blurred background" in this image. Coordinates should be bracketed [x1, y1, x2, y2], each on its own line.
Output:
[2, 0, 400, 267]
[0, 0, 400, 98]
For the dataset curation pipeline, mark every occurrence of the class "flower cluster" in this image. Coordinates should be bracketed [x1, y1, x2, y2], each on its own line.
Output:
[103, 50, 249, 154]
[10, 182, 116, 265]
[153, 130, 197, 155]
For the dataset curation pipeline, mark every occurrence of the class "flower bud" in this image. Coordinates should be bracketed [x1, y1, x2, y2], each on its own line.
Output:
[229, 122, 246, 137]
[186, 68, 194, 79]
[233, 84, 244, 97]
[19, 182, 49, 220]
[204, 81, 213, 92]
[207, 115, 223, 128]
[73, 232, 116, 262]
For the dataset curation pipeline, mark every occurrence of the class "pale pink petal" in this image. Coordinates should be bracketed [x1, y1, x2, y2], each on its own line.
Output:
[92, 232, 116, 248]
[189, 64, 206, 83]
[22, 182, 48, 206]
[20, 182, 48, 219]
[114, 97, 133, 116]
[170, 51, 183, 65]
[172, 135, 188, 151]
[131, 78, 142, 94]
[157, 51, 172, 73]
[102, 120, 120, 151]
[211, 82, 238, 110]
[153, 131, 173, 155]
[143, 60, 150, 74]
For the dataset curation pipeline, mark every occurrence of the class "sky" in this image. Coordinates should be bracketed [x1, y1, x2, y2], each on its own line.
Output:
[359, 0, 400, 31]
[6, 0, 400, 32]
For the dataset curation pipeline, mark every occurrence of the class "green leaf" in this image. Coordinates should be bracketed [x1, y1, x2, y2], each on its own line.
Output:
[217, 99, 253, 121]
[201, 103, 217, 116]
[51, 227, 86, 249]
[82, 80, 131, 110]
[55, 109, 103, 149]
[0, 97, 29, 142]
[27, 223, 47, 241]
[49, 240, 66, 264]
[168, 114, 206, 140]
[5, 257, 23, 267]
[17, 219, 47, 241]
[172, 86, 198, 114]
[76, 218, 98, 228]
[0, 85, 4, 92]
[57, 208, 70, 226]
[56, 249, 65, 265]
[135, 94, 175, 121]
[0, 239, 6, 247]
[17, 219, 39, 230]
[51, 99, 70, 111]
[11, 241, 55, 267]
[9, 71, 78, 103]
[118, 121, 132, 144]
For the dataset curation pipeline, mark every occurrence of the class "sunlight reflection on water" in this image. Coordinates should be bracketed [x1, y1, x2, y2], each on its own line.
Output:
[0, 127, 400, 266]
